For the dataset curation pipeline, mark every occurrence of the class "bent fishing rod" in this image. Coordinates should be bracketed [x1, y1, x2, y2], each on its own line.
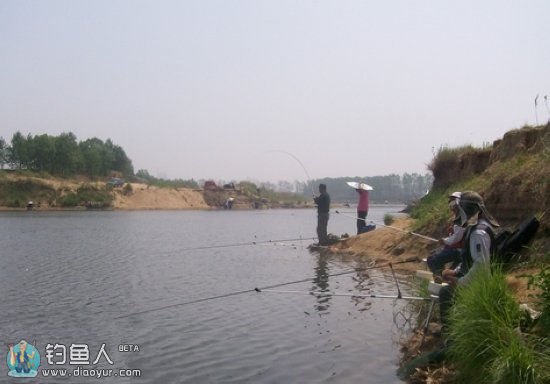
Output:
[266, 150, 315, 196]
[334, 210, 438, 243]
[115, 256, 420, 319]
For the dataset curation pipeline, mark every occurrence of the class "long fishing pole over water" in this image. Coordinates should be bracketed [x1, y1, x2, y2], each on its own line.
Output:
[334, 210, 438, 242]
[115, 256, 420, 319]
[265, 150, 315, 196]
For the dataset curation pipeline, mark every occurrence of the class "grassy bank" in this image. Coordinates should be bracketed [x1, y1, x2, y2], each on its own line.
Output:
[401, 124, 549, 383]
[0, 171, 114, 208]
[410, 125, 548, 253]
[448, 266, 550, 383]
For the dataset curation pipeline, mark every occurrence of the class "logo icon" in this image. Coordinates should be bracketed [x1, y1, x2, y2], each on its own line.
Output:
[6, 340, 40, 378]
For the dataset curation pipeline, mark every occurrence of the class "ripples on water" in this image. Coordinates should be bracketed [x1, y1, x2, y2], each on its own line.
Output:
[1, 207, 419, 383]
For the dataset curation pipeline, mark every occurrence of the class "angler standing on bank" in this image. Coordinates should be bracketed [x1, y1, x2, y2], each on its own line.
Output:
[355, 186, 370, 234]
[314, 183, 330, 246]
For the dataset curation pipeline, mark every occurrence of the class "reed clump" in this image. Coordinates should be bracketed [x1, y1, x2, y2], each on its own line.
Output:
[447, 266, 550, 383]
[527, 264, 550, 336]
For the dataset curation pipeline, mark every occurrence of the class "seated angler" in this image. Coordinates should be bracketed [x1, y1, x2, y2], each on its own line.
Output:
[427, 192, 465, 277]
[438, 191, 500, 331]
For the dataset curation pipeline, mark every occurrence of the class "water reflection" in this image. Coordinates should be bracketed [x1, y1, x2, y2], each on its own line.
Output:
[308, 251, 379, 314]
[311, 252, 331, 313]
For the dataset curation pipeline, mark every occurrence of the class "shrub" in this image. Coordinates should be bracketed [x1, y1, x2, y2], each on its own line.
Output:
[60, 192, 79, 207]
[448, 266, 550, 383]
[0, 178, 56, 207]
[383, 213, 395, 226]
[122, 183, 133, 196]
[527, 264, 550, 335]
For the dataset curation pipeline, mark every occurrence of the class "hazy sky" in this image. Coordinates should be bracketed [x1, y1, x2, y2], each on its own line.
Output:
[1, 1, 548, 183]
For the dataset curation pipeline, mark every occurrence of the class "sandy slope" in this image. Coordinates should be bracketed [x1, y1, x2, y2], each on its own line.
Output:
[330, 217, 432, 272]
[112, 184, 208, 210]
[0, 173, 209, 210]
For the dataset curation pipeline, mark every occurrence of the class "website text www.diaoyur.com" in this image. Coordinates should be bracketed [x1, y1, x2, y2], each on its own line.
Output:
[41, 367, 142, 379]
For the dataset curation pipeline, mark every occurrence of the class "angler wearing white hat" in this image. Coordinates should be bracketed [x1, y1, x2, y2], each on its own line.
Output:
[346, 181, 373, 235]
[426, 192, 465, 276]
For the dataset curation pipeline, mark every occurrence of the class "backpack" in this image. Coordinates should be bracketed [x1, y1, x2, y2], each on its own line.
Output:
[460, 215, 540, 273]
[359, 224, 376, 234]
[493, 215, 540, 262]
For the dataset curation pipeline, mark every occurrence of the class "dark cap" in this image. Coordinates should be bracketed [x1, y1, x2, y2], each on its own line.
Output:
[458, 191, 499, 227]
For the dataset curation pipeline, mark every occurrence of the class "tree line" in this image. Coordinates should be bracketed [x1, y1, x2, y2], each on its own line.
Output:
[0, 131, 433, 203]
[0, 132, 134, 178]
[135, 169, 199, 189]
[296, 174, 433, 203]
[211, 174, 433, 204]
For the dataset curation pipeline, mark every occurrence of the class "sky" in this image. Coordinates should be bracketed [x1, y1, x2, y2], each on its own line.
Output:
[1, 1, 549, 183]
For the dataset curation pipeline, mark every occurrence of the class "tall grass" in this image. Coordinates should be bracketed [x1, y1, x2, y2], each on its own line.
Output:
[488, 334, 548, 384]
[448, 265, 550, 383]
[527, 263, 550, 335]
[428, 144, 492, 182]
[409, 189, 448, 233]
[409, 172, 494, 234]
[428, 145, 476, 173]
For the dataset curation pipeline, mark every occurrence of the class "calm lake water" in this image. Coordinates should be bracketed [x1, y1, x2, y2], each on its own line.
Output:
[1, 205, 421, 383]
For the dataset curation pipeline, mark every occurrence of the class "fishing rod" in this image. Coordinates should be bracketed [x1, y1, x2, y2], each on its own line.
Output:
[267, 150, 315, 196]
[254, 288, 431, 302]
[115, 256, 420, 319]
[535, 94, 539, 125]
[389, 262, 402, 299]
[334, 210, 438, 243]
[178, 236, 317, 252]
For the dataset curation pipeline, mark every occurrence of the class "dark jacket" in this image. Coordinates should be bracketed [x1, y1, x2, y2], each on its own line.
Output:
[314, 192, 330, 214]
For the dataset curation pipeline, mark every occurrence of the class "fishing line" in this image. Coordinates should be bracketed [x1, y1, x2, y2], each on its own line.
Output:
[254, 288, 430, 301]
[114, 256, 419, 319]
[37, 236, 317, 296]
[257, 241, 303, 249]
[266, 150, 315, 196]
[176, 236, 317, 253]
[334, 210, 438, 242]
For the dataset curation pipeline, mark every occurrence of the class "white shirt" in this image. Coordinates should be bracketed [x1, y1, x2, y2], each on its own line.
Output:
[458, 219, 492, 286]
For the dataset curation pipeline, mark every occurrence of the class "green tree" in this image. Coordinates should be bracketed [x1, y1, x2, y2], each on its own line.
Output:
[29, 134, 56, 172]
[0, 137, 6, 169]
[52, 132, 80, 176]
[402, 173, 413, 199]
[107, 139, 134, 176]
[135, 169, 151, 180]
[9, 131, 32, 169]
[79, 138, 105, 177]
